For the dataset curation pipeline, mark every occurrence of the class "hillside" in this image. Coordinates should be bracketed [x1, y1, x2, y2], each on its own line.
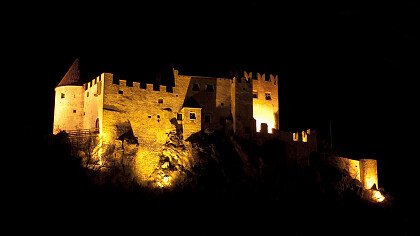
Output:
[18, 130, 408, 235]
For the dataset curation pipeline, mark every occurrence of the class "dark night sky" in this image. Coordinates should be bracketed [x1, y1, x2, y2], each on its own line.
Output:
[10, 1, 418, 196]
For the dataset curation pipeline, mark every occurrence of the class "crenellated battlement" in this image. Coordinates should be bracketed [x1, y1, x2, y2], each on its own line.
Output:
[100, 73, 175, 95]
[83, 74, 103, 90]
[250, 72, 278, 85]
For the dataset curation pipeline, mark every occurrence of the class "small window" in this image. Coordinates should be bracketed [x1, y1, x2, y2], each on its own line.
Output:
[265, 92, 271, 100]
[204, 114, 211, 123]
[158, 98, 163, 104]
[73, 110, 76, 113]
[190, 112, 196, 120]
[148, 115, 152, 118]
[61, 93, 65, 98]
[87, 92, 89, 97]
[177, 113, 183, 121]
[205, 84, 214, 92]
[221, 102, 224, 107]
[118, 90, 123, 94]
[192, 83, 200, 91]
[253, 91, 258, 99]
[157, 115, 160, 118]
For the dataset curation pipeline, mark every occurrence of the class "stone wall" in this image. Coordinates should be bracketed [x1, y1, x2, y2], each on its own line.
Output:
[181, 107, 202, 140]
[178, 73, 232, 131]
[360, 159, 378, 189]
[333, 157, 378, 190]
[231, 75, 253, 137]
[83, 74, 104, 132]
[101, 73, 184, 145]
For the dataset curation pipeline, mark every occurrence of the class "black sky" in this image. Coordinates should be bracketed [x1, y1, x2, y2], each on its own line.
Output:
[10, 1, 418, 197]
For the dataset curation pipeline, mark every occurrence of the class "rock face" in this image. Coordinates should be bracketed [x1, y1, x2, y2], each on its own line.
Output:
[135, 130, 195, 188]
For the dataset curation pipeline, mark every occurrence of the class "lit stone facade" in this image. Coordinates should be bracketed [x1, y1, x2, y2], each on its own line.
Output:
[334, 157, 379, 190]
[53, 60, 280, 143]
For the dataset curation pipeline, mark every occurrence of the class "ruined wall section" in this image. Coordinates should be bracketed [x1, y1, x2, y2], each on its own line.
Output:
[53, 86, 85, 134]
[101, 73, 184, 145]
[334, 157, 361, 181]
[83, 74, 104, 133]
[278, 130, 317, 166]
[252, 72, 279, 133]
[360, 159, 378, 189]
[333, 157, 378, 190]
[231, 75, 253, 137]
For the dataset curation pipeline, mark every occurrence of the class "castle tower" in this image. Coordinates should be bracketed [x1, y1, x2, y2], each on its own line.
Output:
[53, 59, 85, 134]
[252, 72, 279, 133]
[231, 74, 253, 137]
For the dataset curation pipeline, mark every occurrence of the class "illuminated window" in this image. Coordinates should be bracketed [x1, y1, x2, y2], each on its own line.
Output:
[204, 114, 211, 123]
[265, 92, 271, 100]
[73, 110, 76, 113]
[205, 84, 214, 92]
[190, 112, 196, 120]
[253, 91, 258, 99]
[118, 90, 123, 94]
[61, 93, 65, 98]
[192, 83, 200, 91]
[293, 132, 298, 141]
[158, 98, 163, 104]
[302, 131, 308, 142]
[177, 113, 183, 121]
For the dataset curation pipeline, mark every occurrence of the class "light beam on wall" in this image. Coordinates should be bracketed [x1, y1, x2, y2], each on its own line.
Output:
[253, 103, 276, 133]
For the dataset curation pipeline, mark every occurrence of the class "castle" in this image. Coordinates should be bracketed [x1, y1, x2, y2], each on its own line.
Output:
[53, 59, 280, 142]
[52, 59, 382, 199]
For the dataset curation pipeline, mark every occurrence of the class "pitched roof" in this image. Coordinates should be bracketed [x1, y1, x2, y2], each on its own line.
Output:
[57, 59, 82, 87]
